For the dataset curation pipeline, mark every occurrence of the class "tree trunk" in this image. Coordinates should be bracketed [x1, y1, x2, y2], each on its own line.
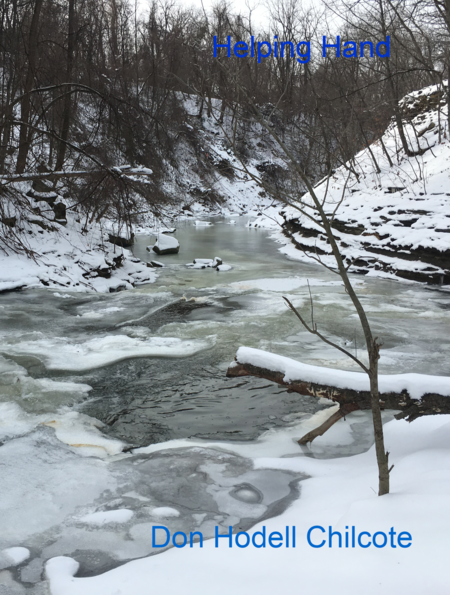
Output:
[15, 0, 44, 174]
[369, 363, 390, 496]
[55, 0, 75, 171]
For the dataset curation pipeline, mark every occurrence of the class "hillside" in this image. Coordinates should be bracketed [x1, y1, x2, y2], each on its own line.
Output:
[0, 95, 282, 293]
[265, 83, 450, 285]
[2, 83, 449, 292]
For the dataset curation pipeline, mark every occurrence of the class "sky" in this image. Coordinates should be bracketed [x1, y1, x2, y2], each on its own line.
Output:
[136, 0, 338, 34]
[137, 0, 274, 28]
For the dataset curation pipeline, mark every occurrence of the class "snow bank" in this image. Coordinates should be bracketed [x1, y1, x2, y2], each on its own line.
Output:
[276, 82, 450, 285]
[44, 414, 450, 595]
[236, 346, 450, 400]
[0, 211, 157, 294]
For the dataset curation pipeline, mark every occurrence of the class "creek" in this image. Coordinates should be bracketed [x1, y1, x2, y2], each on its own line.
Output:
[0, 216, 449, 589]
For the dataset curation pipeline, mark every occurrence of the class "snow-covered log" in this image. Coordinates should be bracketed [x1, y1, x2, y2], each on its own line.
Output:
[0, 166, 153, 183]
[227, 347, 450, 442]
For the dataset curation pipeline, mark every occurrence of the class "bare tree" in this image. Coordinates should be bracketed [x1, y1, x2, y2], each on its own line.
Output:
[195, 62, 392, 493]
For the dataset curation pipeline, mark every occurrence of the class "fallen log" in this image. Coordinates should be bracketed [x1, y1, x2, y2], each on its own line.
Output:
[0, 165, 153, 183]
[226, 347, 450, 444]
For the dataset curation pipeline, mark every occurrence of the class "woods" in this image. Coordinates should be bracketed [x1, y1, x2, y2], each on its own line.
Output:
[1, 0, 448, 205]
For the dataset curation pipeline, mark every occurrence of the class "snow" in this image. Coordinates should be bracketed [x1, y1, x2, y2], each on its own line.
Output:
[230, 277, 342, 292]
[150, 507, 181, 518]
[151, 234, 180, 253]
[79, 510, 134, 525]
[44, 414, 450, 595]
[0, 547, 30, 568]
[0, 402, 124, 456]
[0, 90, 283, 292]
[247, 206, 285, 229]
[3, 335, 216, 371]
[247, 83, 450, 285]
[235, 346, 450, 400]
[1, 84, 449, 595]
[0, 208, 157, 294]
[186, 257, 225, 269]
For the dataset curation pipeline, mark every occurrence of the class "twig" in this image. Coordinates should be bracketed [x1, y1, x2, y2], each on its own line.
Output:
[282, 295, 369, 374]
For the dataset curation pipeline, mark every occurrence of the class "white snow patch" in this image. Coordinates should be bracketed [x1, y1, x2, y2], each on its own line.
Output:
[194, 221, 213, 227]
[150, 507, 180, 518]
[45, 414, 450, 595]
[230, 277, 342, 292]
[79, 509, 134, 525]
[236, 346, 450, 400]
[0, 547, 30, 567]
[3, 335, 216, 371]
[149, 234, 180, 252]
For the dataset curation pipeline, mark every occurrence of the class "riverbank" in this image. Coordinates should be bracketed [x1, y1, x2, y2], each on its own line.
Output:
[249, 84, 450, 286]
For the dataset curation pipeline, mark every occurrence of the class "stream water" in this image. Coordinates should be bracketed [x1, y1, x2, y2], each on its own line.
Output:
[1, 216, 449, 591]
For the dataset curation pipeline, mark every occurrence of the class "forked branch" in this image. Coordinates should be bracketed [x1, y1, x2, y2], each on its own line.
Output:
[282, 295, 369, 374]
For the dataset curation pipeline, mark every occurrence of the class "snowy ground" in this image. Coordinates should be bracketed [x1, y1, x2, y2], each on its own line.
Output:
[0, 206, 157, 294]
[40, 412, 450, 595]
[3, 84, 449, 293]
[249, 83, 450, 286]
[0, 92, 282, 295]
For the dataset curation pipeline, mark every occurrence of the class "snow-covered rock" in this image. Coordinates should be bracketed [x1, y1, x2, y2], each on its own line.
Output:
[0, 547, 30, 569]
[150, 234, 180, 255]
[186, 257, 223, 269]
[277, 82, 450, 285]
[194, 220, 213, 227]
[0, 200, 156, 294]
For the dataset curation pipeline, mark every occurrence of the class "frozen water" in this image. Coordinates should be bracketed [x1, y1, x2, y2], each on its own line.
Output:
[79, 510, 134, 525]
[230, 484, 263, 504]
[0, 428, 302, 578]
[2, 335, 215, 371]
[0, 218, 450, 592]
[0, 547, 30, 569]
[194, 221, 213, 226]
[150, 507, 180, 518]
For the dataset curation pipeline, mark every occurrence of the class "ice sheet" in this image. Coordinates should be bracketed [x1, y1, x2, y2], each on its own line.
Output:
[2, 335, 216, 371]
